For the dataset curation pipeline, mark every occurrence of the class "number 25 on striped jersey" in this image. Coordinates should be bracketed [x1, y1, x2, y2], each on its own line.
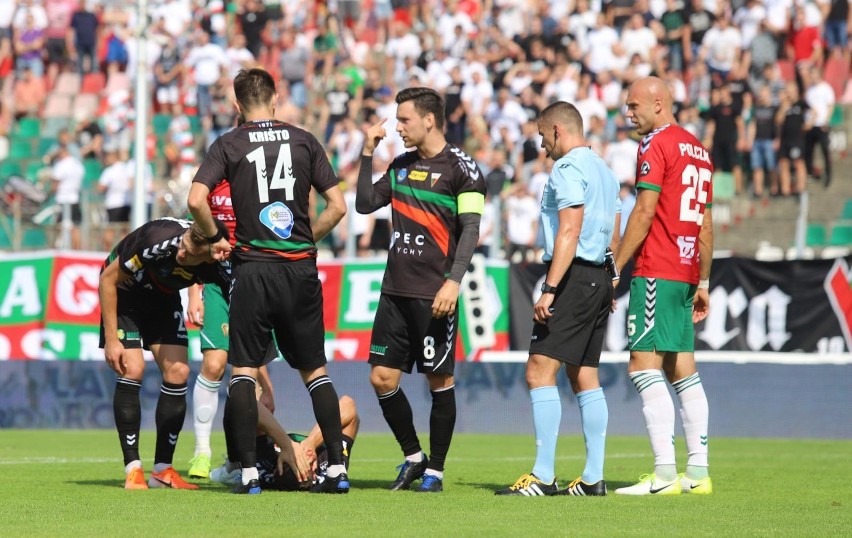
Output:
[246, 144, 295, 203]
[680, 164, 711, 225]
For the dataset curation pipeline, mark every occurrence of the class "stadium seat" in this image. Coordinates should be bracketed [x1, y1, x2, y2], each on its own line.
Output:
[43, 95, 73, 118]
[829, 105, 844, 129]
[105, 72, 130, 95]
[74, 94, 100, 120]
[15, 117, 41, 139]
[38, 137, 57, 155]
[153, 114, 172, 136]
[42, 117, 71, 138]
[82, 159, 103, 186]
[712, 171, 735, 201]
[188, 115, 202, 134]
[805, 223, 827, 247]
[81, 72, 106, 94]
[828, 223, 852, 246]
[0, 161, 22, 179]
[53, 73, 81, 96]
[777, 59, 795, 82]
[25, 161, 45, 182]
[840, 199, 852, 220]
[9, 139, 32, 160]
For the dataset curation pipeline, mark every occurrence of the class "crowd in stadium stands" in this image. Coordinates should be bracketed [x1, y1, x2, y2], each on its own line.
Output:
[0, 0, 850, 256]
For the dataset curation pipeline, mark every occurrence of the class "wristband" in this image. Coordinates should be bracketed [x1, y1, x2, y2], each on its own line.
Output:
[206, 230, 225, 244]
[698, 279, 710, 289]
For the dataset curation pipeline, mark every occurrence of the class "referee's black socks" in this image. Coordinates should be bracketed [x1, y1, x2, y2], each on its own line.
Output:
[306, 375, 346, 469]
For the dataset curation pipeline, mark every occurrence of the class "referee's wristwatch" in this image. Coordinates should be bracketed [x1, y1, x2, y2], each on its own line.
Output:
[541, 282, 558, 294]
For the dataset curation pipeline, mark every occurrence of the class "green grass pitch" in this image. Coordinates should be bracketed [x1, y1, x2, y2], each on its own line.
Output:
[0, 431, 849, 537]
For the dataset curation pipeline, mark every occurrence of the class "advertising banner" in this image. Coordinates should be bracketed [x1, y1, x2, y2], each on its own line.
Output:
[0, 253, 510, 360]
[509, 257, 852, 354]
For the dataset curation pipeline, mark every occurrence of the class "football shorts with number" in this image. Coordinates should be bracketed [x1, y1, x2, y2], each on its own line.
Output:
[368, 294, 458, 375]
[627, 277, 697, 353]
[99, 289, 188, 349]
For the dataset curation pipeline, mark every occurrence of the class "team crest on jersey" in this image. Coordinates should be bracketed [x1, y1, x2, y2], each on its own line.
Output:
[640, 161, 651, 176]
[430, 173, 442, 187]
[397, 168, 408, 182]
[259, 201, 295, 239]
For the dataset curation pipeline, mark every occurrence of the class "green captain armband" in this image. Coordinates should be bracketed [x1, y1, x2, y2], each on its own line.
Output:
[457, 192, 485, 214]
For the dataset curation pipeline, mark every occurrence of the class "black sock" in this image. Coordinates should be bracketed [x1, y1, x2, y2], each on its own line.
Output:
[306, 375, 345, 466]
[341, 434, 355, 471]
[377, 386, 421, 457]
[224, 376, 258, 469]
[153, 381, 187, 465]
[113, 378, 142, 466]
[428, 386, 456, 473]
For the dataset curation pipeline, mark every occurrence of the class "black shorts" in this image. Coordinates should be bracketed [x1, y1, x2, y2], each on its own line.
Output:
[58, 203, 82, 224]
[529, 260, 613, 367]
[368, 294, 458, 375]
[107, 206, 131, 223]
[229, 260, 327, 370]
[46, 37, 67, 64]
[779, 138, 805, 161]
[99, 289, 188, 350]
[712, 141, 737, 173]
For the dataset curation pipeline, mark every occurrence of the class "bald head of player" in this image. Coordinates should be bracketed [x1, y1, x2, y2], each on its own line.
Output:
[233, 68, 278, 121]
[625, 76, 677, 136]
[537, 101, 585, 161]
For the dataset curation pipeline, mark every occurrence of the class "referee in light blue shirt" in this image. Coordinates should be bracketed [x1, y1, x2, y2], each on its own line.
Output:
[496, 101, 621, 498]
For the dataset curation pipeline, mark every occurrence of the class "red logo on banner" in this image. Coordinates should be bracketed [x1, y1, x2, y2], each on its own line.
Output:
[45, 256, 103, 325]
[825, 259, 852, 351]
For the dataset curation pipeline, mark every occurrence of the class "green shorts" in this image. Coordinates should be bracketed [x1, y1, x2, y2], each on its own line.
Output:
[200, 283, 230, 352]
[627, 277, 697, 353]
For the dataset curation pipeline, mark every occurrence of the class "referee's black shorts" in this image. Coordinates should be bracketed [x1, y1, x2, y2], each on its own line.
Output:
[529, 259, 613, 367]
[228, 259, 327, 371]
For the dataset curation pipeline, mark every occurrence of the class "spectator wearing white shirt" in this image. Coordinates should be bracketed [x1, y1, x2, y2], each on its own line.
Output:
[486, 88, 529, 148]
[185, 31, 228, 120]
[585, 12, 619, 74]
[13, 0, 48, 31]
[225, 33, 255, 80]
[803, 67, 835, 186]
[502, 181, 539, 263]
[700, 15, 742, 83]
[733, 0, 767, 49]
[97, 151, 132, 250]
[51, 144, 85, 250]
[461, 64, 493, 117]
[436, 0, 475, 52]
[604, 123, 639, 185]
[620, 13, 659, 63]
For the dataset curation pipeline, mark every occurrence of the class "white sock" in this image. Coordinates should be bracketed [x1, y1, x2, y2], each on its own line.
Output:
[405, 451, 424, 463]
[192, 374, 221, 457]
[327, 464, 346, 478]
[629, 370, 677, 479]
[424, 469, 443, 479]
[125, 460, 142, 474]
[242, 466, 259, 485]
[153, 462, 172, 473]
[674, 373, 710, 470]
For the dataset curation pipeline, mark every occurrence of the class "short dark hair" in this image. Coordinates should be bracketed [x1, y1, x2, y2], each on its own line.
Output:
[233, 68, 276, 113]
[188, 219, 229, 248]
[539, 101, 583, 135]
[396, 87, 445, 130]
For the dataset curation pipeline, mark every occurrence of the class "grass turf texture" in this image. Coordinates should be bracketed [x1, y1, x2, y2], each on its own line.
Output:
[0, 431, 849, 537]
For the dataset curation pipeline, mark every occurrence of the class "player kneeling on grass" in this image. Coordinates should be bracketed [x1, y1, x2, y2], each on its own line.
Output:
[211, 391, 359, 492]
[99, 218, 231, 490]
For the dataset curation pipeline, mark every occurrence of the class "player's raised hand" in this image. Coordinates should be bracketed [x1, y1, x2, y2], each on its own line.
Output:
[209, 237, 232, 261]
[363, 118, 387, 156]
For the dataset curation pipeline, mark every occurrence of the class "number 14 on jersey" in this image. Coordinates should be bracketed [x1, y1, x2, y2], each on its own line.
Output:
[247, 144, 295, 203]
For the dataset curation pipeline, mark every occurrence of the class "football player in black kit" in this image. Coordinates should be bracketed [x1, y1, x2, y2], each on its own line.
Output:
[99, 218, 232, 490]
[355, 87, 486, 493]
[188, 68, 349, 494]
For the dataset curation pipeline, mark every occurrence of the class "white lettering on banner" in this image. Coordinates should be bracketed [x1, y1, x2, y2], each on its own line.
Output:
[21, 329, 66, 360]
[699, 287, 748, 349]
[343, 270, 384, 324]
[1, 266, 42, 318]
[55, 264, 100, 317]
[0, 334, 9, 360]
[324, 338, 360, 360]
[747, 286, 792, 351]
[78, 332, 102, 361]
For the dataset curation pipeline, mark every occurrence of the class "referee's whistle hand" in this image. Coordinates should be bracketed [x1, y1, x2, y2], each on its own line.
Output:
[533, 294, 555, 324]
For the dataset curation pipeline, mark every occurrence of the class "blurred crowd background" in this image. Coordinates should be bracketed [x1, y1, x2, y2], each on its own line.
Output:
[0, 0, 850, 258]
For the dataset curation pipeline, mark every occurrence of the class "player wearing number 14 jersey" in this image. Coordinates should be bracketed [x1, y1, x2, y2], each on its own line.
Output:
[189, 68, 350, 494]
[614, 77, 715, 496]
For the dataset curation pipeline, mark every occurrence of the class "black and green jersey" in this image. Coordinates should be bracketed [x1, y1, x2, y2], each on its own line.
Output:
[371, 145, 486, 299]
[102, 218, 228, 294]
[193, 119, 339, 262]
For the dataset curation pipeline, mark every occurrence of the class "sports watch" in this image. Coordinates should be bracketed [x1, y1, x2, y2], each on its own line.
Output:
[540, 282, 558, 294]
